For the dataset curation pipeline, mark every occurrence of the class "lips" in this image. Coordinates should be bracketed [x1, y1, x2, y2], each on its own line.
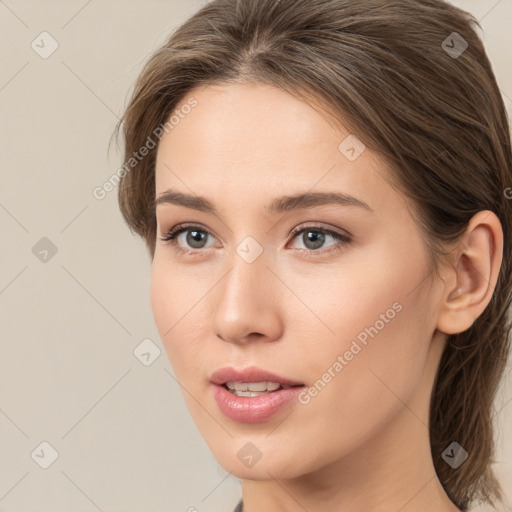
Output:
[210, 366, 306, 424]
[212, 384, 305, 423]
[209, 366, 304, 388]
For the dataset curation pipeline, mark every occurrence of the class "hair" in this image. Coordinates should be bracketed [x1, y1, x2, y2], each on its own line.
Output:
[111, 0, 512, 509]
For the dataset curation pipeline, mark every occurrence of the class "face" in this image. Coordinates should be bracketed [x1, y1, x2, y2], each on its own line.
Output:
[151, 82, 444, 480]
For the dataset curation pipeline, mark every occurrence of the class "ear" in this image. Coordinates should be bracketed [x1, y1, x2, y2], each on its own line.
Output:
[436, 210, 503, 335]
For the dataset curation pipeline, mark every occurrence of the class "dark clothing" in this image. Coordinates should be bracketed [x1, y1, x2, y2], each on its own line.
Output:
[233, 499, 244, 512]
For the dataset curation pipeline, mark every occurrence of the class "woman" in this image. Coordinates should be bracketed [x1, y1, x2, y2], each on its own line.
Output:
[112, 0, 512, 510]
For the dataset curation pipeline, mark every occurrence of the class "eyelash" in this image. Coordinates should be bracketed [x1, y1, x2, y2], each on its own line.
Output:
[159, 223, 352, 258]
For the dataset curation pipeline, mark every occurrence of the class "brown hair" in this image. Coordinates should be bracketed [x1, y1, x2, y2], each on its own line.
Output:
[111, 0, 512, 509]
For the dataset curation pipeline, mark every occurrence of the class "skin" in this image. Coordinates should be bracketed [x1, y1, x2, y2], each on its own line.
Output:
[150, 82, 503, 512]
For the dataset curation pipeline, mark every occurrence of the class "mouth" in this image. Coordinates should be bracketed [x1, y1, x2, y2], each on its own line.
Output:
[221, 381, 302, 397]
[211, 370, 307, 423]
[210, 366, 305, 396]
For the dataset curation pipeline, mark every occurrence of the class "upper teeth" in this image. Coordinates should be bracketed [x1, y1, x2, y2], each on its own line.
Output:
[225, 381, 282, 392]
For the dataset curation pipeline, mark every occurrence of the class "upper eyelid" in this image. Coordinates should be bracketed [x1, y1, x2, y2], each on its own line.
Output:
[290, 224, 349, 237]
[164, 222, 344, 235]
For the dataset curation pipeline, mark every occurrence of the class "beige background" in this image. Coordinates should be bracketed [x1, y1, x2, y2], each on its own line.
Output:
[0, 1, 510, 511]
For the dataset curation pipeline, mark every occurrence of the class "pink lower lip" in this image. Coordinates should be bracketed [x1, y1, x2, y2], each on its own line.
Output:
[212, 384, 304, 424]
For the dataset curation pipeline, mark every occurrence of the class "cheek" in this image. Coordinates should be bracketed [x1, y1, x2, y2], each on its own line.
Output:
[281, 236, 430, 352]
[298, 297, 431, 467]
[288, 242, 434, 447]
[150, 260, 199, 373]
[150, 263, 171, 348]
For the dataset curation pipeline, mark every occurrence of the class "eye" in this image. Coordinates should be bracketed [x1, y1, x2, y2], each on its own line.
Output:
[159, 223, 352, 257]
[159, 223, 216, 255]
[287, 225, 352, 256]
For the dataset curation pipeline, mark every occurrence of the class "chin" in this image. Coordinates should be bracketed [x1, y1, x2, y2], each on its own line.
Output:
[211, 444, 308, 481]
[227, 462, 300, 481]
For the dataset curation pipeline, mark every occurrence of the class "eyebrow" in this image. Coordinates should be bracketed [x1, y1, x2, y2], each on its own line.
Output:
[154, 189, 373, 215]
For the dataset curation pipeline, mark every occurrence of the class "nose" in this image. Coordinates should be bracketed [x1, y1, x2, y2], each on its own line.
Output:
[212, 250, 284, 345]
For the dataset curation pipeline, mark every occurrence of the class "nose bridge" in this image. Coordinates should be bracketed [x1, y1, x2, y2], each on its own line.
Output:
[212, 242, 282, 342]
[221, 245, 271, 311]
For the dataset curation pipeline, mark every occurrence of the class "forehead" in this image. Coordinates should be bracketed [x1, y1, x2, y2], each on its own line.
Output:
[158, 82, 349, 162]
[154, 82, 405, 219]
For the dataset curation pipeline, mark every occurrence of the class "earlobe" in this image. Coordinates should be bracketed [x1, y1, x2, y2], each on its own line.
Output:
[436, 211, 503, 335]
